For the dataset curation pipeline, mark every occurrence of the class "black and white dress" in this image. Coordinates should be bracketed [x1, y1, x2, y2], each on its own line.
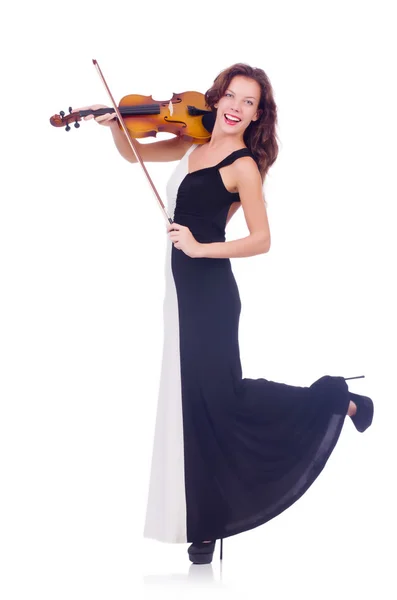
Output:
[143, 144, 350, 544]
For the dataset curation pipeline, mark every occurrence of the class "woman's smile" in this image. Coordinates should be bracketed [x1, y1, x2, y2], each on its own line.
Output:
[224, 113, 242, 125]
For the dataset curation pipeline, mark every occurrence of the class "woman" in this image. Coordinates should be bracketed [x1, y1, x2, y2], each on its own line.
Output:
[79, 63, 374, 565]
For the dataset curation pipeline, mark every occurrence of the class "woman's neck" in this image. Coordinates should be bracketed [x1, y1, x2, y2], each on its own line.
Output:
[206, 129, 246, 153]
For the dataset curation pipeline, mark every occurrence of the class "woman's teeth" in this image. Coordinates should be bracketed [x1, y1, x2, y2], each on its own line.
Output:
[224, 114, 241, 125]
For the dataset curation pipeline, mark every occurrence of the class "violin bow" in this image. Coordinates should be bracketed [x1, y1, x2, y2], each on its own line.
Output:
[92, 59, 173, 224]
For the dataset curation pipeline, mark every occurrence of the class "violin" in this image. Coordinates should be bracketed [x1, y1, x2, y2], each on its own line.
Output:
[50, 91, 215, 143]
[50, 59, 217, 224]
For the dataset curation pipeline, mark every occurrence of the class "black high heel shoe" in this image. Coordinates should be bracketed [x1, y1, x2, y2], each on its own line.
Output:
[348, 392, 374, 432]
[343, 375, 374, 433]
[188, 538, 223, 564]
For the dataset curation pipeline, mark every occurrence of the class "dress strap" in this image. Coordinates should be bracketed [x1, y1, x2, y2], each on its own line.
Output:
[186, 144, 198, 157]
[216, 148, 253, 169]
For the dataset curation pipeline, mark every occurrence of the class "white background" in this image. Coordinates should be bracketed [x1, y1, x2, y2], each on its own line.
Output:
[1, 1, 396, 598]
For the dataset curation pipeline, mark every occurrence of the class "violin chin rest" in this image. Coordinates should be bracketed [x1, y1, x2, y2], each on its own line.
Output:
[202, 112, 215, 133]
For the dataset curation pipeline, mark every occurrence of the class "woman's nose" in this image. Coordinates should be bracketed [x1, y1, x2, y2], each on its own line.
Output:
[229, 102, 241, 113]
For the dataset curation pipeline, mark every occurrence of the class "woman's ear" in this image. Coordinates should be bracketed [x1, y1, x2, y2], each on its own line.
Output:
[252, 108, 263, 122]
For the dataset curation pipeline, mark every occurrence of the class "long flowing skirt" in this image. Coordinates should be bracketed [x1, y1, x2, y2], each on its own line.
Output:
[143, 238, 349, 543]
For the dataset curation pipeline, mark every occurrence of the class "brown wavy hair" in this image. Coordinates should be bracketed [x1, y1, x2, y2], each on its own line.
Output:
[205, 63, 279, 182]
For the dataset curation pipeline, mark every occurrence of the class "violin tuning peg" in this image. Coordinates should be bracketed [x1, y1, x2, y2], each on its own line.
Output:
[69, 106, 72, 113]
[65, 124, 71, 132]
[74, 122, 80, 128]
[60, 110, 65, 117]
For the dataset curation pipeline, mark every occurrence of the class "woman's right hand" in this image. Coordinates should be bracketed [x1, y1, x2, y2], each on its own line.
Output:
[72, 104, 117, 127]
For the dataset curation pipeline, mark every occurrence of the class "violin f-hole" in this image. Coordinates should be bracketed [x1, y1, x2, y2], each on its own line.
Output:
[163, 117, 187, 128]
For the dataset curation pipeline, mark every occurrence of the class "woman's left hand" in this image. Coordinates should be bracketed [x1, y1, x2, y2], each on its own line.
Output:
[167, 222, 202, 258]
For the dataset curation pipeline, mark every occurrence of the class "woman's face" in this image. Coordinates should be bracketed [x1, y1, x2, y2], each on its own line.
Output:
[215, 75, 261, 134]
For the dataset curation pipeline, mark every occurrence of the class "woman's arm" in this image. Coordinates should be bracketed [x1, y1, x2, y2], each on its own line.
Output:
[199, 157, 270, 258]
[109, 120, 192, 163]
[74, 104, 192, 163]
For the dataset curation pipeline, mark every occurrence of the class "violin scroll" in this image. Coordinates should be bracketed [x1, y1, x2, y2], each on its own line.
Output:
[50, 106, 114, 131]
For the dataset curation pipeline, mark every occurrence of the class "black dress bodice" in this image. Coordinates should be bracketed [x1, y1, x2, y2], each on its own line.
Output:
[173, 148, 255, 243]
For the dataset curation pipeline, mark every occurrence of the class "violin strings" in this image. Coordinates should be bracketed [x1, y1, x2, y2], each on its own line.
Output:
[78, 105, 162, 118]
[78, 103, 207, 119]
[122, 104, 161, 115]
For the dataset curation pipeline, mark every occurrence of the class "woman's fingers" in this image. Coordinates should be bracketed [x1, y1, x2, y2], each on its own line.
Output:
[94, 112, 117, 125]
[70, 104, 115, 124]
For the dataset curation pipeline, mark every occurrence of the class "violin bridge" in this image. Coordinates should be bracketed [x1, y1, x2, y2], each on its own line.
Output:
[168, 100, 174, 116]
